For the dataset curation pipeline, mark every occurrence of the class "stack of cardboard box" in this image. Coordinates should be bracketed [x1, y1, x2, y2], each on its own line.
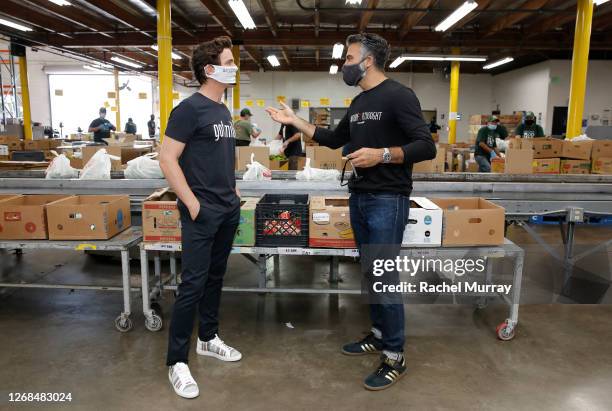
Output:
[591, 140, 612, 174]
[412, 146, 446, 173]
[305, 146, 344, 171]
[469, 114, 522, 145]
[532, 138, 563, 174]
[531, 138, 611, 175]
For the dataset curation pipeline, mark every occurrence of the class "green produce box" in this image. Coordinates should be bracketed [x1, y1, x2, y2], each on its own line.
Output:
[234, 197, 260, 246]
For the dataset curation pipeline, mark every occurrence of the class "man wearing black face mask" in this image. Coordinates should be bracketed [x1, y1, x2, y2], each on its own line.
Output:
[515, 112, 544, 138]
[88, 107, 116, 145]
[267, 32, 435, 391]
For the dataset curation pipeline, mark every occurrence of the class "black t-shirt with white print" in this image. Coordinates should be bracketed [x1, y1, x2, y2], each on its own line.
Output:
[165, 92, 239, 211]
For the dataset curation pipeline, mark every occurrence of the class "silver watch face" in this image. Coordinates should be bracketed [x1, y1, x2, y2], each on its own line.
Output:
[383, 150, 392, 163]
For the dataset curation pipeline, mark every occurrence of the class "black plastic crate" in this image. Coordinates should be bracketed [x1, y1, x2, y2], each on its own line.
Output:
[256, 194, 309, 246]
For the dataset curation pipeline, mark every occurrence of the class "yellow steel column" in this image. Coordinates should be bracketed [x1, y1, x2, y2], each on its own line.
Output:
[18, 56, 33, 141]
[157, 0, 173, 141]
[447, 48, 460, 144]
[566, 0, 594, 139]
[232, 45, 241, 121]
[114, 68, 121, 132]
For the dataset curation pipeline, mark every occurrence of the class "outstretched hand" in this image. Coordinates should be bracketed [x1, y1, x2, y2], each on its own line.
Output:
[265, 102, 297, 125]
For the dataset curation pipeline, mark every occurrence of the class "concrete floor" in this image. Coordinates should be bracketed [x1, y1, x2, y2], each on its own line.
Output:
[1, 225, 611, 410]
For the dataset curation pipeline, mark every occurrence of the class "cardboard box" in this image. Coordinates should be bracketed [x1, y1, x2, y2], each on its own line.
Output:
[142, 188, 181, 242]
[591, 157, 612, 174]
[413, 147, 446, 173]
[532, 138, 562, 158]
[532, 158, 560, 174]
[295, 156, 306, 171]
[507, 138, 533, 151]
[430, 197, 505, 246]
[561, 159, 591, 174]
[402, 197, 442, 247]
[236, 146, 270, 171]
[561, 140, 592, 160]
[234, 197, 259, 246]
[0, 194, 20, 202]
[0, 195, 72, 240]
[269, 158, 289, 170]
[0, 136, 22, 151]
[305, 146, 343, 171]
[81, 146, 149, 171]
[590, 140, 612, 160]
[0, 145, 8, 156]
[46, 195, 131, 240]
[70, 158, 84, 169]
[103, 133, 138, 147]
[48, 139, 63, 150]
[466, 161, 479, 172]
[505, 147, 534, 174]
[23, 140, 50, 151]
[491, 158, 505, 173]
[309, 196, 355, 248]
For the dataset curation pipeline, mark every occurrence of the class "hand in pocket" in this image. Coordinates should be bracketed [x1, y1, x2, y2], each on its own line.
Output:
[188, 202, 201, 221]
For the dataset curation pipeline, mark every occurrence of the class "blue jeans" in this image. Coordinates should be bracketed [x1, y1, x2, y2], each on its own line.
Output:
[349, 192, 410, 353]
[475, 155, 491, 172]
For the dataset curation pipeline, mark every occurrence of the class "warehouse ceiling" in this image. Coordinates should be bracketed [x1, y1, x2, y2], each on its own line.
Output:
[1, 0, 612, 85]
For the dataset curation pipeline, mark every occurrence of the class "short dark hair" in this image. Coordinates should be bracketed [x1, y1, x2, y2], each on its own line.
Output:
[191, 36, 233, 85]
[346, 33, 390, 71]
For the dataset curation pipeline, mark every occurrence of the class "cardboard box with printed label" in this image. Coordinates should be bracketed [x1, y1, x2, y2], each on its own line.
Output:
[561, 159, 591, 174]
[532, 138, 562, 158]
[505, 144, 534, 175]
[236, 146, 270, 171]
[23, 140, 50, 151]
[0, 136, 22, 151]
[0, 195, 72, 240]
[309, 196, 355, 248]
[46, 195, 131, 240]
[491, 158, 505, 173]
[142, 188, 181, 242]
[591, 140, 612, 160]
[305, 146, 343, 171]
[269, 158, 289, 170]
[412, 147, 446, 173]
[430, 197, 505, 246]
[532, 158, 560, 174]
[234, 197, 260, 246]
[592, 157, 612, 174]
[560, 140, 592, 160]
[402, 197, 442, 247]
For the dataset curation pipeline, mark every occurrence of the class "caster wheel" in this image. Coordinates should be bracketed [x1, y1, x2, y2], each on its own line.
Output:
[115, 315, 133, 332]
[145, 313, 163, 332]
[150, 302, 163, 318]
[496, 321, 515, 341]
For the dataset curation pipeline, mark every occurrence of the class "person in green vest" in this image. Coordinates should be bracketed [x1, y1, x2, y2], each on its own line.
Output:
[474, 115, 503, 172]
[515, 112, 544, 138]
[233, 108, 261, 146]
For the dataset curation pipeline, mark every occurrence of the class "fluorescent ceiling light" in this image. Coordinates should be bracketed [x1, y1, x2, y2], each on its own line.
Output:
[228, 0, 256, 30]
[346, 0, 362, 4]
[128, 0, 157, 15]
[405, 56, 445, 61]
[332, 43, 344, 59]
[0, 18, 33, 32]
[594, 0, 609, 5]
[435, 1, 478, 32]
[151, 45, 182, 60]
[111, 56, 143, 69]
[390, 54, 487, 67]
[329, 64, 338, 74]
[267, 55, 280, 67]
[49, 0, 71, 5]
[483, 57, 514, 70]
[389, 57, 407, 68]
[447, 56, 486, 62]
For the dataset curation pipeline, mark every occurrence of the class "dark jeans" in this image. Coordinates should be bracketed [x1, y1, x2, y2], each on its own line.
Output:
[475, 155, 491, 172]
[166, 201, 240, 366]
[349, 192, 410, 353]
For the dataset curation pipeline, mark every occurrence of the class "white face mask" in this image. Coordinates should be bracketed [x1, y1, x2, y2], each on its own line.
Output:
[207, 64, 238, 86]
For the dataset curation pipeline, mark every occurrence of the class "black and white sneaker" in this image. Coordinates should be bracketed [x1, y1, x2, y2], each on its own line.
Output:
[363, 354, 407, 391]
[196, 334, 242, 362]
[168, 362, 199, 399]
[341, 332, 383, 356]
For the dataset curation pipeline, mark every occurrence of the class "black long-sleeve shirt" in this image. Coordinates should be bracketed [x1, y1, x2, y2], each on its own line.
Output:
[313, 78, 436, 195]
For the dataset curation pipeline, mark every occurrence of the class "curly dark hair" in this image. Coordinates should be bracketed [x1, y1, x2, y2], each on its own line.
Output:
[346, 33, 390, 71]
[191, 36, 233, 85]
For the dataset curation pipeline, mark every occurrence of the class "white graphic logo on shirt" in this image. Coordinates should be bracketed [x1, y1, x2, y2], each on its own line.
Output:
[213, 121, 236, 141]
[350, 111, 383, 124]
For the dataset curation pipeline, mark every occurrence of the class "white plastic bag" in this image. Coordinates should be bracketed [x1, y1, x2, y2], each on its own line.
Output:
[242, 153, 272, 181]
[268, 139, 284, 156]
[79, 149, 120, 180]
[249, 138, 266, 147]
[569, 134, 592, 141]
[496, 138, 508, 152]
[124, 153, 164, 179]
[296, 158, 340, 181]
[45, 153, 79, 179]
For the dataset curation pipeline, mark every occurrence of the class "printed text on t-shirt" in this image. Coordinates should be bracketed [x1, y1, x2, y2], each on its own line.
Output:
[350, 112, 383, 124]
[213, 121, 236, 141]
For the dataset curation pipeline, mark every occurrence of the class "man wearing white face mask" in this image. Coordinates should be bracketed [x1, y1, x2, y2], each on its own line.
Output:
[159, 36, 241, 400]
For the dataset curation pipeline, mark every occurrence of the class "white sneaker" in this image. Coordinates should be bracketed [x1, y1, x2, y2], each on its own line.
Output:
[168, 362, 199, 399]
[196, 334, 242, 362]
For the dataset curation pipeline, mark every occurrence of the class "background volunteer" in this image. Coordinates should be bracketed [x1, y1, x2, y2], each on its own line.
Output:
[234, 108, 261, 146]
[88, 107, 116, 145]
[276, 123, 303, 169]
[159, 36, 242, 400]
[266, 32, 436, 391]
[474, 115, 503, 172]
[515, 111, 544, 138]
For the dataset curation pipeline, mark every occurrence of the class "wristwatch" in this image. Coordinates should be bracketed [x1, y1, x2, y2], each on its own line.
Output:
[382, 148, 392, 164]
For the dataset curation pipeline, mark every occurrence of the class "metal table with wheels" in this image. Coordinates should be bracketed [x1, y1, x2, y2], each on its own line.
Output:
[0, 227, 143, 332]
[139, 239, 524, 340]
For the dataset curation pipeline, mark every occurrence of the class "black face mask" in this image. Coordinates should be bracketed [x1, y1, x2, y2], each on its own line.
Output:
[525, 120, 535, 126]
[342, 57, 368, 87]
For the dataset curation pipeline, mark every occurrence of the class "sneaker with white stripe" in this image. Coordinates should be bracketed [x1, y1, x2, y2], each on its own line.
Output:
[196, 334, 242, 362]
[168, 362, 199, 399]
